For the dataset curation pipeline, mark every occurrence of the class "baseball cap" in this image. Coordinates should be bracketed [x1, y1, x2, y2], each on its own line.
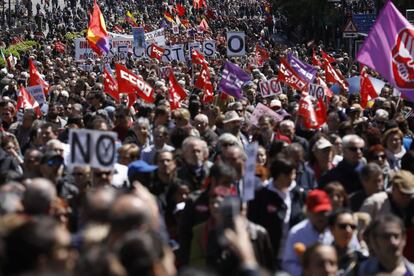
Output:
[128, 160, 157, 177]
[392, 170, 414, 194]
[270, 99, 282, 109]
[306, 190, 332, 213]
[312, 138, 332, 151]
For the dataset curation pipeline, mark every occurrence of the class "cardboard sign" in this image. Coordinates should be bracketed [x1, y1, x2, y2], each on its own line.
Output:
[227, 31, 245, 57]
[250, 103, 283, 125]
[68, 129, 118, 170]
[259, 78, 282, 98]
[26, 85, 46, 105]
[308, 83, 326, 100]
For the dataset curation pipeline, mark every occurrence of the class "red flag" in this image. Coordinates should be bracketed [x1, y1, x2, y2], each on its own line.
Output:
[195, 65, 214, 103]
[16, 86, 41, 118]
[149, 43, 165, 61]
[168, 69, 187, 110]
[115, 63, 154, 103]
[191, 49, 208, 66]
[29, 59, 49, 94]
[180, 18, 190, 28]
[104, 67, 119, 102]
[54, 41, 66, 53]
[298, 96, 326, 129]
[198, 18, 209, 32]
[193, 0, 207, 9]
[255, 44, 270, 67]
[312, 50, 322, 66]
[323, 61, 349, 91]
[360, 67, 378, 108]
[175, 3, 186, 16]
[278, 58, 308, 91]
[321, 50, 336, 63]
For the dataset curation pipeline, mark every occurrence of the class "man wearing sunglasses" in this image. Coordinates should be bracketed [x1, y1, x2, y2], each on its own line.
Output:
[320, 134, 365, 194]
[39, 150, 78, 200]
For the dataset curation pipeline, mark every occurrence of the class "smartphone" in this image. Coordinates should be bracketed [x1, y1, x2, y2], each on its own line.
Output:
[217, 196, 241, 247]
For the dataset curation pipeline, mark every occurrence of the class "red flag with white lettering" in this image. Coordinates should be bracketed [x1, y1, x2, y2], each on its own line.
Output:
[321, 50, 336, 64]
[323, 61, 349, 91]
[104, 67, 119, 102]
[191, 49, 208, 66]
[195, 64, 214, 103]
[168, 69, 187, 110]
[16, 86, 41, 118]
[278, 58, 308, 91]
[255, 44, 270, 67]
[312, 50, 322, 66]
[29, 59, 49, 95]
[149, 43, 165, 61]
[360, 67, 378, 108]
[115, 63, 154, 103]
[298, 96, 326, 129]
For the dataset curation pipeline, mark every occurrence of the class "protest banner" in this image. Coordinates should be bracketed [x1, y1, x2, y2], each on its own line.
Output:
[227, 31, 245, 57]
[69, 129, 118, 170]
[26, 85, 46, 105]
[203, 40, 215, 57]
[259, 78, 282, 97]
[250, 103, 283, 125]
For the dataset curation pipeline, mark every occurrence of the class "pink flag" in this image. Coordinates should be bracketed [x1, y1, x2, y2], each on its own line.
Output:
[357, 1, 414, 101]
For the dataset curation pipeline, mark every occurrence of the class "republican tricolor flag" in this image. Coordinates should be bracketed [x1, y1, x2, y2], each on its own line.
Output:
[360, 67, 378, 108]
[86, 0, 109, 56]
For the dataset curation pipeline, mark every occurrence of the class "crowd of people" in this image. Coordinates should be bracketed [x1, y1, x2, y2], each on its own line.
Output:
[0, 0, 413, 275]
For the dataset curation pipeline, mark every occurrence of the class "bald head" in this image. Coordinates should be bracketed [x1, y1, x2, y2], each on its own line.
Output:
[22, 178, 56, 215]
[109, 194, 151, 234]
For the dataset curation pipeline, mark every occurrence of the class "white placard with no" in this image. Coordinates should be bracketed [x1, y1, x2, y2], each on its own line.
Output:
[259, 78, 282, 98]
[68, 129, 118, 170]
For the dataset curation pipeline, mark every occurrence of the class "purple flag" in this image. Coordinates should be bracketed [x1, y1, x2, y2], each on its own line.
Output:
[219, 61, 251, 99]
[357, 1, 414, 101]
[287, 53, 317, 83]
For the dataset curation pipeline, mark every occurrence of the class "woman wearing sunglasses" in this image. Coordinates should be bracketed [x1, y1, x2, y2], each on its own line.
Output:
[328, 209, 367, 275]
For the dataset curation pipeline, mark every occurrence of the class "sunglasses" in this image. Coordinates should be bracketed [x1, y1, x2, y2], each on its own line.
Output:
[374, 154, 385, 160]
[222, 142, 236, 147]
[336, 223, 357, 230]
[347, 147, 363, 152]
[47, 158, 63, 167]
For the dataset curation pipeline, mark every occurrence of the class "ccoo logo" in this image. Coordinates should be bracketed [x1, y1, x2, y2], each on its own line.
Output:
[392, 28, 414, 89]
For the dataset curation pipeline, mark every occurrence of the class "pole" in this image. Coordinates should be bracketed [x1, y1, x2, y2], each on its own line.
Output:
[7, 0, 10, 26]
[349, 37, 352, 58]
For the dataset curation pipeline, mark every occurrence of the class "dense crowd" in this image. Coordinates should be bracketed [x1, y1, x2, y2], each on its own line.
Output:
[0, 0, 413, 275]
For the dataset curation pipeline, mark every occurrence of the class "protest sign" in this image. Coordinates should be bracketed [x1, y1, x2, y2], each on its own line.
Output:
[308, 83, 326, 100]
[227, 31, 245, 57]
[26, 85, 46, 105]
[68, 129, 118, 170]
[250, 103, 283, 125]
[259, 78, 282, 97]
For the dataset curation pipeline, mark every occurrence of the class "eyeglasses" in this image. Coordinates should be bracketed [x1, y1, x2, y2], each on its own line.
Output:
[347, 147, 363, 152]
[336, 223, 357, 230]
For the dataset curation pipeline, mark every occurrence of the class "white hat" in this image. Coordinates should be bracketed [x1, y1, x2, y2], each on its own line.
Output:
[313, 138, 332, 151]
[270, 99, 282, 108]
